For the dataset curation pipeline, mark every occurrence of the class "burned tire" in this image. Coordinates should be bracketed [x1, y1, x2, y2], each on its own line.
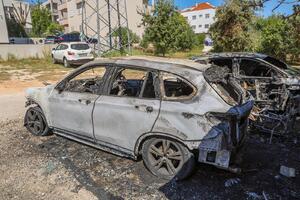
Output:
[142, 137, 195, 180]
[24, 106, 51, 136]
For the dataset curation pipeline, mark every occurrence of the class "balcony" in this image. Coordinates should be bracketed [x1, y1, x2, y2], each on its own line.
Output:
[58, 2, 67, 11]
[59, 18, 69, 26]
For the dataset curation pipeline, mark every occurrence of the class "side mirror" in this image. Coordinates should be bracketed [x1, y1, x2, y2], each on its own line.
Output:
[52, 48, 56, 51]
[56, 81, 66, 93]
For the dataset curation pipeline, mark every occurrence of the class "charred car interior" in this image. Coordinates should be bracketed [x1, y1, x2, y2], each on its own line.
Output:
[193, 53, 300, 137]
[24, 57, 254, 180]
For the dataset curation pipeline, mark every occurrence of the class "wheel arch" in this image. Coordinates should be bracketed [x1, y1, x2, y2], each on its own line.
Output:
[134, 132, 195, 156]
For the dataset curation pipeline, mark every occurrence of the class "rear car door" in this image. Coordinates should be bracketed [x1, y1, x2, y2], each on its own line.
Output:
[93, 66, 161, 154]
[48, 65, 108, 140]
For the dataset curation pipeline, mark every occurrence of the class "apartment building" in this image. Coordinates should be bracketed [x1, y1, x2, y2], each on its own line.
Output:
[42, 0, 59, 22]
[3, 0, 32, 32]
[0, 0, 9, 43]
[181, 2, 215, 33]
[46, 0, 147, 37]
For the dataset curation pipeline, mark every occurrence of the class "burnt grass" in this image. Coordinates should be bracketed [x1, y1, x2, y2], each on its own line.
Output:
[1, 119, 300, 200]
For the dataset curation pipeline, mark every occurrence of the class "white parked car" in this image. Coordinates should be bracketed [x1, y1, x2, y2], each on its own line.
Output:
[51, 42, 94, 67]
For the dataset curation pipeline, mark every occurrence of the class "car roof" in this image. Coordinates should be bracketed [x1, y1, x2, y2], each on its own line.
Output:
[77, 56, 210, 79]
[60, 42, 89, 45]
[193, 52, 268, 60]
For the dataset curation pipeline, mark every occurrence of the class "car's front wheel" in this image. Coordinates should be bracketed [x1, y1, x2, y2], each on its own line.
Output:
[142, 137, 195, 180]
[63, 57, 70, 67]
[52, 55, 57, 64]
[24, 106, 51, 136]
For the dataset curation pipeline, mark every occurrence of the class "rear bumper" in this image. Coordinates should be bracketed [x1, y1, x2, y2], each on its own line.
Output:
[197, 101, 253, 171]
[68, 58, 94, 65]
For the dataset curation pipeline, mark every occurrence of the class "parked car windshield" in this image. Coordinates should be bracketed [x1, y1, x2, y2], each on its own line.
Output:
[71, 44, 90, 50]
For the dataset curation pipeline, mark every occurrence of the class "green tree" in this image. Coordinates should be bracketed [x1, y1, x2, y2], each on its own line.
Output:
[256, 15, 289, 60]
[210, 0, 256, 52]
[140, 0, 195, 56]
[6, 18, 27, 37]
[112, 27, 140, 46]
[44, 22, 64, 36]
[31, 5, 51, 36]
[286, 6, 300, 62]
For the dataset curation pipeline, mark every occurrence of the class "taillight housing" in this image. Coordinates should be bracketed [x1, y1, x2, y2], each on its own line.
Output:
[67, 51, 75, 55]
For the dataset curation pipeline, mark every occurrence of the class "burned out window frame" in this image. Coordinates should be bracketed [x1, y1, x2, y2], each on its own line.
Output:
[159, 70, 197, 101]
[55, 63, 112, 95]
[104, 64, 161, 100]
[237, 58, 285, 79]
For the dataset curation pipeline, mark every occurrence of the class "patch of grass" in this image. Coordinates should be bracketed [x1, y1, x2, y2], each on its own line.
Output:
[0, 71, 10, 82]
[102, 46, 203, 59]
[0, 58, 68, 73]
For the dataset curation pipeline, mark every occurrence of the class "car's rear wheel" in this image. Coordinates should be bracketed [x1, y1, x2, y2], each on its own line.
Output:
[24, 106, 51, 136]
[63, 57, 70, 67]
[142, 137, 195, 180]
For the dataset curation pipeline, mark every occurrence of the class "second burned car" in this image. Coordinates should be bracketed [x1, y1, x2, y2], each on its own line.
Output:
[193, 53, 300, 135]
[24, 57, 253, 180]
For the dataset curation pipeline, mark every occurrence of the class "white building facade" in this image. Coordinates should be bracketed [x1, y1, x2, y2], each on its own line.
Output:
[181, 2, 215, 34]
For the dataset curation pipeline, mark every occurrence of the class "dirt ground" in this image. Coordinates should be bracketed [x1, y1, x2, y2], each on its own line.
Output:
[0, 62, 300, 199]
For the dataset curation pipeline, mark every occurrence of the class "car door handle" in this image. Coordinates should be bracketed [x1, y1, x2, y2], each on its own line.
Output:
[78, 99, 91, 105]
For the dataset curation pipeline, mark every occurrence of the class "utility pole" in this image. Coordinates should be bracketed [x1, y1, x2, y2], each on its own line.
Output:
[81, 0, 131, 56]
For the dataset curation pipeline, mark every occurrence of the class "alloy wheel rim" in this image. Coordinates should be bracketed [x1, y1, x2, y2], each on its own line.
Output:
[26, 109, 45, 135]
[148, 139, 183, 176]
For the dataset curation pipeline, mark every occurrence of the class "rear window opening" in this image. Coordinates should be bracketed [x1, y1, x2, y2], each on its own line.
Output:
[204, 65, 242, 105]
[161, 72, 194, 99]
[71, 44, 90, 50]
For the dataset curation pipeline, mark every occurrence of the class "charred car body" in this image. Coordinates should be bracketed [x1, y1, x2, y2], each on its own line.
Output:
[193, 53, 300, 135]
[24, 57, 253, 180]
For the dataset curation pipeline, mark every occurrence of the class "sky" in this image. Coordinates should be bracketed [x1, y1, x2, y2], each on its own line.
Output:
[174, 0, 299, 17]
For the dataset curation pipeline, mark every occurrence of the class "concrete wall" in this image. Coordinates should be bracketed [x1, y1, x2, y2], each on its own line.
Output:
[0, 44, 57, 60]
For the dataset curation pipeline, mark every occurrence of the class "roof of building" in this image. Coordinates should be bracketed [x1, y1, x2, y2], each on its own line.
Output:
[181, 2, 215, 13]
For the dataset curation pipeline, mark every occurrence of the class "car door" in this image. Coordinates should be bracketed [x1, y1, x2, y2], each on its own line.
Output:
[48, 65, 109, 140]
[52, 45, 61, 60]
[57, 44, 68, 61]
[92, 66, 161, 153]
[237, 58, 285, 109]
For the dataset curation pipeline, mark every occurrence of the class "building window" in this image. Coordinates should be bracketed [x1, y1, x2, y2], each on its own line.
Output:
[77, 2, 83, 14]
[198, 25, 202, 28]
[205, 24, 209, 28]
[205, 14, 210, 18]
[199, 14, 202, 18]
[192, 15, 196, 20]
[192, 25, 196, 30]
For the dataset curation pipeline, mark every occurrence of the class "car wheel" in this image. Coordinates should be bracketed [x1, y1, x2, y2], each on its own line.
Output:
[142, 137, 195, 180]
[63, 57, 70, 67]
[52, 55, 57, 64]
[24, 106, 51, 136]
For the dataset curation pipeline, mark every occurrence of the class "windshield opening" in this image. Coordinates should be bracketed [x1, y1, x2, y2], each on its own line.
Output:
[71, 44, 90, 50]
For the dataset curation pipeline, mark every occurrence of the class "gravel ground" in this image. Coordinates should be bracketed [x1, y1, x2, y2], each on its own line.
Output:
[0, 117, 299, 200]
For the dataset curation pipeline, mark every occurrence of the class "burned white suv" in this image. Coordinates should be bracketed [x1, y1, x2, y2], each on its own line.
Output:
[24, 57, 253, 180]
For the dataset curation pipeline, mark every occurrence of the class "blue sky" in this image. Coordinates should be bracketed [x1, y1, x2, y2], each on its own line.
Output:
[174, 0, 299, 17]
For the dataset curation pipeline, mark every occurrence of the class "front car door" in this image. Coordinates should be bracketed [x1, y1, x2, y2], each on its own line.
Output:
[48, 64, 109, 140]
[92, 66, 161, 155]
[237, 58, 286, 110]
